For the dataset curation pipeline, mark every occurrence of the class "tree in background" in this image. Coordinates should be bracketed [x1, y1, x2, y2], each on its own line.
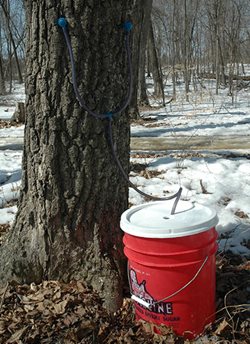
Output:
[148, 16, 165, 104]
[138, 0, 152, 107]
[0, 0, 25, 93]
[0, 0, 146, 312]
[151, 0, 250, 100]
[129, 0, 152, 116]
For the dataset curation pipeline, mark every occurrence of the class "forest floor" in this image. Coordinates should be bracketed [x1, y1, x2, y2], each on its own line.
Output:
[0, 249, 249, 343]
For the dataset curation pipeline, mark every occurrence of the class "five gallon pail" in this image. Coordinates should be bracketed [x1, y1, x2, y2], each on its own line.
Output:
[120, 200, 218, 339]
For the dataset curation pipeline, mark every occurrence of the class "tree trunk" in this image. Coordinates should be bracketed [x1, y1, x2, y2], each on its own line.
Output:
[1, 1, 23, 84]
[0, 0, 137, 313]
[146, 47, 151, 77]
[129, 0, 152, 118]
[148, 19, 165, 105]
[183, 0, 189, 101]
[0, 55, 6, 95]
[0, 15, 5, 94]
[138, 0, 152, 107]
[172, 0, 177, 101]
[218, 39, 226, 86]
[11, 102, 25, 123]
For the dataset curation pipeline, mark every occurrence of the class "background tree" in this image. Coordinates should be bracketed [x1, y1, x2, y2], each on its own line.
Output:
[224, 1, 243, 98]
[148, 16, 165, 105]
[0, 0, 25, 93]
[1, 0, 23, 84]
[0, 0, 144, 312]
[151, 0, 250, 100]
[129, 0, 152, 116]
[138, 0, 152, 107]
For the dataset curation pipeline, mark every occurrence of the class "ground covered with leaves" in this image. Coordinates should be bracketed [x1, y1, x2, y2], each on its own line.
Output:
[0, 120, 23, 129]
[0, 253, 249, 344]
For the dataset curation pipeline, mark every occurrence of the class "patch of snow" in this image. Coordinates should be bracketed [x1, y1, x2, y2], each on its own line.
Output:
[0, 78, 249, 257]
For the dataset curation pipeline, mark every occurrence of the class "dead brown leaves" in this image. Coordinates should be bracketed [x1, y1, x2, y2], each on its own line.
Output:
[0, 223, 10, 245]
[0, 120, 22, 129]
[0, 281, 157, 344]
[139, 169, 164, 179]
[0, 254, 249, 343]
[234, 210, 249, 219]
[0, 280, 112, 343]
[130, 161, 164, 179]
[215, 253, 250, 343]
[0, 120, 12, 129]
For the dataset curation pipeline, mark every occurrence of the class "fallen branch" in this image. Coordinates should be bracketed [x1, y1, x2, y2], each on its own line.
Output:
[200, 179, 211, 194]
[0, 282, 9, 311]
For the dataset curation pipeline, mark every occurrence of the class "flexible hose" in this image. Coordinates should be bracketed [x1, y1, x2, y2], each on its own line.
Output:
[61, 25, 133, 118]
[58, 17, 182, 214]
[107, 118, 182, 213]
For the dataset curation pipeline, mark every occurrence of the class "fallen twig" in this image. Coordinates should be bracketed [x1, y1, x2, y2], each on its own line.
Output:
[0, 281, 9, 311]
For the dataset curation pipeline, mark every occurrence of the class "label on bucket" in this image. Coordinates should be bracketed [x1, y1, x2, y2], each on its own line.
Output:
[129, 268, 178, 320]
[128, 256, 216, 339]
[121, 200, 218, 238]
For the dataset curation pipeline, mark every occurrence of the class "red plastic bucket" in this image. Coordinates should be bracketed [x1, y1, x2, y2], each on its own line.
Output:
[120, 200, 218, 339]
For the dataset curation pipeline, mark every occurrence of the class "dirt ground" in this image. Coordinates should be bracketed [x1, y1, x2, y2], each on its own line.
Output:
[131, 135, 250, 151]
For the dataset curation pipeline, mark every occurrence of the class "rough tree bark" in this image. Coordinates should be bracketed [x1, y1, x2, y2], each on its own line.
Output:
[129, 0, 152, 118]
[138, 0, 152, 107]
[148, 18, 165, 105]
[0, 55, 6, 95]
[0, 0, 138, 312]
[172, 0, 177, 101]
[11, 102, 25, 123]
[1, 0, 23, 84]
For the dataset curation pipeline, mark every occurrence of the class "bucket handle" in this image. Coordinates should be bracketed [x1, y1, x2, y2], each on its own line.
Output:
[129, 256, 208, 309]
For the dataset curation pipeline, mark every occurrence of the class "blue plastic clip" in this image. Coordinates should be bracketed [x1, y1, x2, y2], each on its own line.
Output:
[105, 112, 113, 120]
[57, 17, 68, 28]
[123, 21, 133, 32]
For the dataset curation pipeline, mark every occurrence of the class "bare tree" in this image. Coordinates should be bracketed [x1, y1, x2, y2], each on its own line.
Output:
[0, 0, 25, 92]
[182, 0, 199, 100]
[225, 1, 242, 98]
[151, 0, 250, 98]
[129, 0, 152, 116]
[0, 42, 6, 94]
[148, 16, 165, 105]
[0, 0, 23, 84]
[138, 0, 153, 107]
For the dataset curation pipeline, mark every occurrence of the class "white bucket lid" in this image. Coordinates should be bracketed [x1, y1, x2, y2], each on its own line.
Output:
[120, 200, 218, 238]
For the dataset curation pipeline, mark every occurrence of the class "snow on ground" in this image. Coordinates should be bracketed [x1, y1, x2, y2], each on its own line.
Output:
[0, 83, 26, 120]
[132, 107, 250, 137]
[0, 125, 24, 138]
[129, 150, 250, 256]
[0, 150, 22, 213]
[132, 78, 250, 138]
[0, 80, 249, 256]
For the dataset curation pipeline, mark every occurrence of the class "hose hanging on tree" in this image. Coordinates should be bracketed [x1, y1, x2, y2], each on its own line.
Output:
[57, 17, 182, 214]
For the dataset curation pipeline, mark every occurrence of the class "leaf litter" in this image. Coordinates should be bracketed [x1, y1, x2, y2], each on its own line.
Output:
[0, 120, 22, 129]
[0, 252, 249, 344]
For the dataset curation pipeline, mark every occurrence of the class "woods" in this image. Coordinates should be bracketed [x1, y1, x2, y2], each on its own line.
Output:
[0, 1, 249, 342]
[1, 0, 250, 103]
[0, 0, 25, 94]
[151, 0, 250, 101]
